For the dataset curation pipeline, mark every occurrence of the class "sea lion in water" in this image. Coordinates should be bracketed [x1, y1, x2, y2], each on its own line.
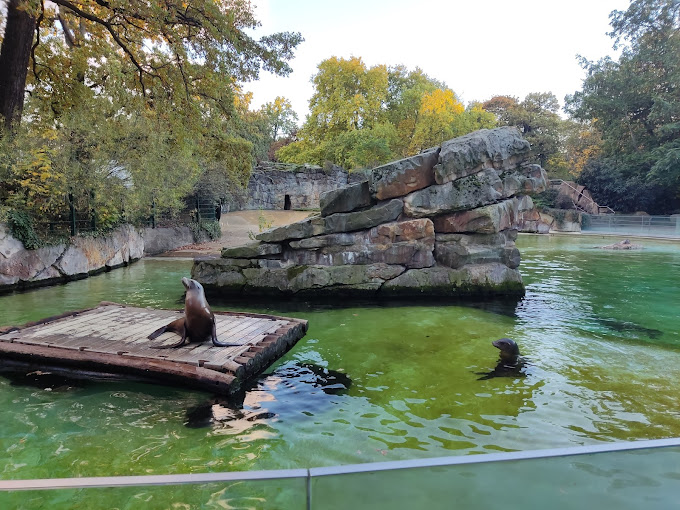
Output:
[477, 338, 527, 380]
[148, 277, 238, 349]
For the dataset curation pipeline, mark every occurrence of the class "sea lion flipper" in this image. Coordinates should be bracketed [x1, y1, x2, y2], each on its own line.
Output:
[208, 316, 239, 347]
[149, 318, 188, 348]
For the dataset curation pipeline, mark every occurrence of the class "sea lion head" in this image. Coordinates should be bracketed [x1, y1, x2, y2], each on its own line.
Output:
[181, 277, 203, 293]
[492, 338, 520, 361]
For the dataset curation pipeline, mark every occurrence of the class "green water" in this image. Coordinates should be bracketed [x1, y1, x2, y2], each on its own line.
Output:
[1, 235, 680, 506]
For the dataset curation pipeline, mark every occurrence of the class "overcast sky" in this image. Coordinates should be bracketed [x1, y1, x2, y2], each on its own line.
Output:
[245, 0, 631, 122]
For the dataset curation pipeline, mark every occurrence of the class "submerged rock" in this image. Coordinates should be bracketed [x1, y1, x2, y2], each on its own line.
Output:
[600, 239, 643, 250]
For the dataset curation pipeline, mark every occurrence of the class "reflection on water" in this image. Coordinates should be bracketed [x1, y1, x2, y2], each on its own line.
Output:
[0, 237, 680, 483]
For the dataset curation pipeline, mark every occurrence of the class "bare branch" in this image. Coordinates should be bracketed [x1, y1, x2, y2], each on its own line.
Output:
[31, 1, 46, 81]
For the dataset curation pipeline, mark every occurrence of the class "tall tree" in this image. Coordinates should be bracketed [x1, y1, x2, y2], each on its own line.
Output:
[0, 0, 302, 226]
[0, 0, 303, 132]
[306, 56, 388, 141]
[262, 96, 299, 140]
[0, 0, 37, 130]
[566, 0, 680, 213]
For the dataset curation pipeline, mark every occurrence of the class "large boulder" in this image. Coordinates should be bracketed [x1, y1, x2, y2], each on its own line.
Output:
[320, 181, 372, 216]
[284, 219, 435, 269]
[323, 198, 404, 234]
[434, 232, 520, 269]
[434, 127, 531, 185]
[256, 215, 326, 243]
[432, 196, 536, 234]
[221, 241, 282, 259]
[403, 168, 503, 218]
[380, 263, 524, 297]
[369, 149, 439, 200]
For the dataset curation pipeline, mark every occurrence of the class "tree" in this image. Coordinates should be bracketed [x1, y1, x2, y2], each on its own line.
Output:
[262, 96, 299, 141]
[409, 88, 465, 152]
[384, 66, 445, 155]
[305, 56, 388, 141]
[566, 0, 680, 213]
[0, 0, 303, 132]
[279, 58, 496, 168]
[0, 0, 303, 229]
[483, 92, 564, 170]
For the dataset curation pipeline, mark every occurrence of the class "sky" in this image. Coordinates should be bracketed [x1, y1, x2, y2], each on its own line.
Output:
[244, 0, 631, 122]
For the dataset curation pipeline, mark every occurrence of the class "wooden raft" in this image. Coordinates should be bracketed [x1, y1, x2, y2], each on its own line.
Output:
[0, 303, 308, 394]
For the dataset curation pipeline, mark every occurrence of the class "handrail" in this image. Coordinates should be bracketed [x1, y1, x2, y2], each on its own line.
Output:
[2, 437, 680, 492]
[550, 179, 615, 214]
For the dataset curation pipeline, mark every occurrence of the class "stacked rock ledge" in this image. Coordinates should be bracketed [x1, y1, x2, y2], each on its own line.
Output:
[192, 127, 547, 300]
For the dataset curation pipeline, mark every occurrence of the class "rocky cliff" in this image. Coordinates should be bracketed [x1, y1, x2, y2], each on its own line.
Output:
[244, 163, 366, 210]
[0, 225, 145, 292]
[193, 127, 548, 299]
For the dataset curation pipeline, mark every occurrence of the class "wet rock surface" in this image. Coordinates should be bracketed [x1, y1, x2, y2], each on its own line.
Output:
[193, 128, 547, 299]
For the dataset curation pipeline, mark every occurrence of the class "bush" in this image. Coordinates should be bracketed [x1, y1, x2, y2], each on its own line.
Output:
[190, 220, 221, 241]
[531, 189, 559, 210]
[7, 210, 43, 250]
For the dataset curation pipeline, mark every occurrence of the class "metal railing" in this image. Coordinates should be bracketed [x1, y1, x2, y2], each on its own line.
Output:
[2, 438, 680, 509]
[549, 179, 615, 215]
[583, 214, 680, 238]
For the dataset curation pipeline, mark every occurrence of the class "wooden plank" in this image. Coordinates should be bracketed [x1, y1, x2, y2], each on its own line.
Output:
[0, 341, 238, 394]
[0, 304, 309, 395]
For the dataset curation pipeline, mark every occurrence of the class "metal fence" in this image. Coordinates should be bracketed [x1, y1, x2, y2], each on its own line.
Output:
[2, 438, 680, 509]
[582, 214, 680, 238]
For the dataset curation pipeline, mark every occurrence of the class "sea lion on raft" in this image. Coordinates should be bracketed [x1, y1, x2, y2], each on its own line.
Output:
[148, 277, 238, 349]
[477, 338, 527, 380]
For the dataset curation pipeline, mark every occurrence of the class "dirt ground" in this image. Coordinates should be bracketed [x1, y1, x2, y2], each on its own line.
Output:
[158, 210, 312, 257]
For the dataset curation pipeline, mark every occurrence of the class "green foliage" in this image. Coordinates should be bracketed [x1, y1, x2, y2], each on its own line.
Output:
[278, 58, 497, 168]
[565, 0, 680, 213]
[190, 220, 221, 242]
[531, 189, 559, 210]
[0, 0, 301, 230]
[248, 210, 273, 240]
[577, 157, 678, 214]
[7, 209, 43, 250]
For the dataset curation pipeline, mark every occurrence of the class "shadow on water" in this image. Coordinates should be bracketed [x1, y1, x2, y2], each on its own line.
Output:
[0, 369, 89, 392]
[184, 362, 352, 429]
[595, 318, 663, 340]
[207, 294, 522, 319]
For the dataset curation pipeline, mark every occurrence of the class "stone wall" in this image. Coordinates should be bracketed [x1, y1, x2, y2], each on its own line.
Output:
[242, 162, 371, 211]
[193, 127, 548, 300]
[244, 163, 349, 210]
[143, 226, 195, 256]
[0, 225, 146, 292]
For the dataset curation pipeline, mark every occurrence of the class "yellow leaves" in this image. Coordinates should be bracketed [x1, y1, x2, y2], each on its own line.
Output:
[233, 84, 253, 113]
[9, 143, 66, 213]
[409, 88, 466, 153]
[420, 89, 464, 117]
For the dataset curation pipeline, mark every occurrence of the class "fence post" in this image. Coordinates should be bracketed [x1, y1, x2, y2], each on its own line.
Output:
[68, 192, 76, 236]
[151, 198, 156, 229]
[90, 190, 96, 231]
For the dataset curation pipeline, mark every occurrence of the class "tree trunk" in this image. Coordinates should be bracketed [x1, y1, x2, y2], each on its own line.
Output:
[0, 0, 37, 132]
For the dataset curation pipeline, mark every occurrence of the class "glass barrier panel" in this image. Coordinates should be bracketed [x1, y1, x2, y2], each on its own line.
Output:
[0, 478, 308, 510]
[311, 446, 680, 510]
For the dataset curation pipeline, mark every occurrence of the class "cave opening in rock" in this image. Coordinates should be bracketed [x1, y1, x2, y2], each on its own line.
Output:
[284, 194, 291, 210]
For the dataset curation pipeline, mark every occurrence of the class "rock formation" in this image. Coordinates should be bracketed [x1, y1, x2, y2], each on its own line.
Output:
[0, 225, 144, 291]
[193, 127, 548, 299]
[242, 162, 368, 210]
